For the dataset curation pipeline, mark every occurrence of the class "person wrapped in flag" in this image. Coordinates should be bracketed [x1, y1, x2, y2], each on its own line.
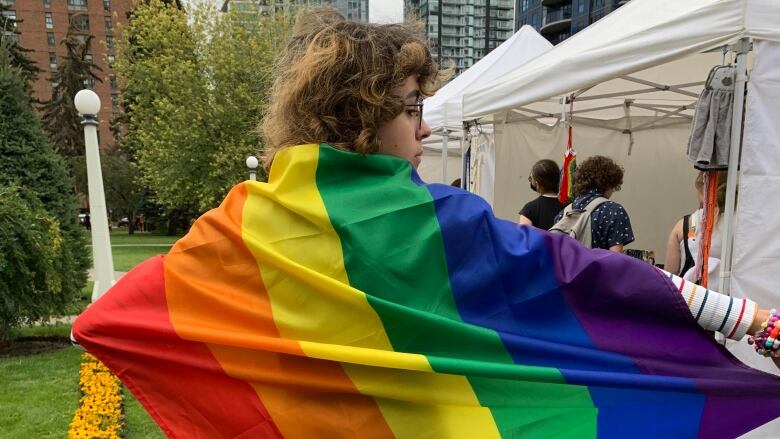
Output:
[73, 8, 780, 438]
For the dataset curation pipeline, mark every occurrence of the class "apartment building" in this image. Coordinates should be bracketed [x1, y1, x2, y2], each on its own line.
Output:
[515, 0, 624, 44]
[409, 0, 514, 75]
[4, 0, 132, 151]
[221, 0, 370, 22]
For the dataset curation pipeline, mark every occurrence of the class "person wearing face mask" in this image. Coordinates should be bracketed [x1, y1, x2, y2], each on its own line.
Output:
[518, 159, 566, 230]
[72, 8, 780, 438]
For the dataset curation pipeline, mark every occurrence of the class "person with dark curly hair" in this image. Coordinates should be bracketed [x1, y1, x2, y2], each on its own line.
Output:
[518, 159, 565, 230]
[554, 155, 634, 252]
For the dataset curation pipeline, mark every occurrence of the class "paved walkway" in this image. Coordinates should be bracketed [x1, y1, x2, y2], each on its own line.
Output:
[39, 270, 129, 325]
[87, 269, 128, 282]
[87, 243, 173, 247]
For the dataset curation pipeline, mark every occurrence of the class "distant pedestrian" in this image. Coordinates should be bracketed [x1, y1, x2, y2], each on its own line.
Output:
[553, 155, 633, 252]
[518, 159, 565, 230]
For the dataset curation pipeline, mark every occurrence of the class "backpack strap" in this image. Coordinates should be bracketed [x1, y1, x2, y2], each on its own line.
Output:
[582, 197, 609, 215]
[680, 214, 695, 276]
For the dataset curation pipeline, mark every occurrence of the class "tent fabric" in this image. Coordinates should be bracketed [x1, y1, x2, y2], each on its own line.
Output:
[462, 0, 780, 122]
[469, 133, 496, 205]
[728, 39, 780, 377]
[424, 26, 552, 134]
[417, 150, 462, 185]
[493, 117, 697, 262]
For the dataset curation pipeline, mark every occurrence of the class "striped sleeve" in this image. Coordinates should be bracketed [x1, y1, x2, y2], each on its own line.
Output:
[663, 271, 757, 341]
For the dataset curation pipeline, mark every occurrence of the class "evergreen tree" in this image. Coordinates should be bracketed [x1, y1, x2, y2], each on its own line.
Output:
[0, 2, 41, 92]
[0, 39, 89, 333]
[41, 19, 102, 157]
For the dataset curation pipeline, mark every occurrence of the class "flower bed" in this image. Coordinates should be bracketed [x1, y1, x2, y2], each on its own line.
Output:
[68, 352, 124, 438]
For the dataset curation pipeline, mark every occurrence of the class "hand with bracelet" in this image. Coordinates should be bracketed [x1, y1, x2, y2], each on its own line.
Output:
[748, 308, 780, 367]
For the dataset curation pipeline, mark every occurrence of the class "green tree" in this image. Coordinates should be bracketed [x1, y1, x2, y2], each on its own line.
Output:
[114, 0, 294, 214]
[114, 0, 208, 215]
[0, 2, 41, 92]
[41, 19, 102, 157]
[70, 148, 146, 234]
[0, 41, 89, 336]
[191, 3, 295, 206]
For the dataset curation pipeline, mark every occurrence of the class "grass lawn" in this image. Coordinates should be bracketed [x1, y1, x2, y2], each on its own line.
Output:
[0, 345, 81, 438]
[1, 228, 183, 437]
[107, 230, 178, 272]
[1, 325, 164, 437]
[0, 351, 166, 438]
[112, 246, 172, 272]
[109, 229, 182, 246]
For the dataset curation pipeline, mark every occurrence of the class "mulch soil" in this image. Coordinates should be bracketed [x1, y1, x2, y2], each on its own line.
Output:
[0, 336, 71, 357]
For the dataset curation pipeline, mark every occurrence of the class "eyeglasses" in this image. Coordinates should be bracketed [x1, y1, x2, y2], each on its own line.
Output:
[405, 103, 424, 130]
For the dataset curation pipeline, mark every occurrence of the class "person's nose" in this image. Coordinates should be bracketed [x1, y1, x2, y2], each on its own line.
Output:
[418, 118, 432, 140]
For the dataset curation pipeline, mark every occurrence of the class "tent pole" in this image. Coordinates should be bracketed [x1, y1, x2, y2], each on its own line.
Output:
[718, 37, 751, 296]
[442, 130, 449, 184]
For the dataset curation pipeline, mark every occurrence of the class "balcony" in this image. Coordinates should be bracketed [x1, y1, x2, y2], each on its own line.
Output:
[542, 0, 571, 6]
[540, 5, 571, 35]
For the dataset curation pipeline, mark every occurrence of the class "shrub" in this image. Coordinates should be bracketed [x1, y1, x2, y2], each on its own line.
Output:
[0, 186, 71, 339]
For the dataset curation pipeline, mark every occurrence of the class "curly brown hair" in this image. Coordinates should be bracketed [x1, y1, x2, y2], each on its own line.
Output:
[260, 8, 446, 170]
[573, 155, 624, 196]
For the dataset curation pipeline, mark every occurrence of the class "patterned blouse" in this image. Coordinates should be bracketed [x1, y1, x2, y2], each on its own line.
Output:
[555, 190, 635, 249]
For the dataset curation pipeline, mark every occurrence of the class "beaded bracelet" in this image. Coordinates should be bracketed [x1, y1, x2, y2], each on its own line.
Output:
[748, 308, 780, 357]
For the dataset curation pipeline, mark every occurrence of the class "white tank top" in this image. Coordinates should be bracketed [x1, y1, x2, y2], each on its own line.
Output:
[679, 208, 722, 269]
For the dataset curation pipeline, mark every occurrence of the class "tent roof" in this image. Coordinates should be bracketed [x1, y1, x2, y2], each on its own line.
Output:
[424, 25, 552, 134]
[463, 0, 780, 122]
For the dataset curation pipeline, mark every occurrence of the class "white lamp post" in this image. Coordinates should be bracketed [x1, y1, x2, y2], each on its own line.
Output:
[75, 89, 115, 301]
[246, 155, 259, 181]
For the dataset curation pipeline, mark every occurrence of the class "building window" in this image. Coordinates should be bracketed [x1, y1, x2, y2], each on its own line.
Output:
[2, 10, 16, 31]
[109, 74, 117, 91]
[83, 76, 95, 89]
[47, 32, 55, 47]
[105, 35, 114, 51]
[69, 14, 89, 32]
[67, 0, 88, 11]
[111, 94, 119, 110]
[49, 52, 57, 69]
[43, 0, 51, 9]
[85, 53, 93, 63]
[103, 0, 110, 12]
[107, 54, 115, 66]
[104, 17, 112, 32]
[45, 12, 53, 29]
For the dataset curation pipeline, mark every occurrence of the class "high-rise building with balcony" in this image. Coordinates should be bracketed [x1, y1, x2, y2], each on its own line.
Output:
[514, 0, 624, 45]
[408, 0, 515, 75]
[5, 0, 133, 151]
[221, 0, 369, 22]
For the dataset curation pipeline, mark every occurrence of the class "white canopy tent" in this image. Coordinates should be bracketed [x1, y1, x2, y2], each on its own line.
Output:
[417, 26, 552, 186]
[425, 25, 553, 135]
[462, 0, 780, 399]
[416, 136, 463, 186]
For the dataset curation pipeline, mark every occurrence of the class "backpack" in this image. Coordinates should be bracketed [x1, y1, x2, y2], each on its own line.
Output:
[548, 197, 609, 247]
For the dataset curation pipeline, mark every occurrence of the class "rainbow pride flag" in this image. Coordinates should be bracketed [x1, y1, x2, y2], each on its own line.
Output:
[73, 144, 780, 438]
[558, 145, 576, 204]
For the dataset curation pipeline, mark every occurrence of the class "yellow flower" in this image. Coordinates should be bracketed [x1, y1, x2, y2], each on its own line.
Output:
[68, 353, 124, 439]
